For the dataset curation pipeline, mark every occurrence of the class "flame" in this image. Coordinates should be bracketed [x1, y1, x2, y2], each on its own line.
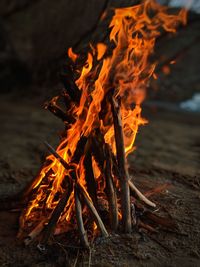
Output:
[97, 43, 107, 61]
[19, 0, 187, 237]
[68, 47, 78, 62]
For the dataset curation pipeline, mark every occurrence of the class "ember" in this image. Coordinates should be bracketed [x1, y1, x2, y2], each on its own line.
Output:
[18, 0, 187, 248]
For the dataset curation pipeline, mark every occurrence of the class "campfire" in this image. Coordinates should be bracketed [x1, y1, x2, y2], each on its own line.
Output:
[18, 0, 187, 249]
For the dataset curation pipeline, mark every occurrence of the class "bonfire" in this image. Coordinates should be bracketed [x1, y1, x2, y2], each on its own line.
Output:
[18, 0, 187, 249]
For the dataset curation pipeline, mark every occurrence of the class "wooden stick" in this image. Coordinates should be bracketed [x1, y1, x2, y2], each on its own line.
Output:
[44, 146, 108, 238]
[104, 144, 118, 231]
[111, 97, 132, 233]
[107, 146, 156, 208]
[40, 189, 70, 246]
[45, 100, 75, 124]
[90, 132, 118, 230]
[74, 185, 90, 248]
[60, 62, 81, 104]
[128, 180, 156, 208]
[90, 132, 105, 172]
[24, 220, 46, 245]
[84, 152, 98, 209]
[44, 142, 70, 170]
[78, 185, 108, 238]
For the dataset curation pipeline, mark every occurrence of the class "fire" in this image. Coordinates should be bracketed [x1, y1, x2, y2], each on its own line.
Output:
[19, 0, 187, 244]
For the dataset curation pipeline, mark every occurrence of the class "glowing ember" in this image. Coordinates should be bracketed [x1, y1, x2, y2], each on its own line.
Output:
[18, 0, 187, 247]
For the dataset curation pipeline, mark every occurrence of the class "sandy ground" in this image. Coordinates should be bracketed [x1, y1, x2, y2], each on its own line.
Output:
[0, 94, 199, 266]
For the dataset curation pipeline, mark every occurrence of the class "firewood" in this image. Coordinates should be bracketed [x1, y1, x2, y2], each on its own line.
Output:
[98, 138, 156, 208]
[24, 220, 46, 246]
[84, 151, 98, 209]
[128, 180, 156, 208]
[71, 136, 88, 163]
[75, 185, 89, 248]
[111, 96, 132, 233]
[78, 184, 108, 238]
[40, 189, 71, 246]
[91, 128, 155, 210]
[44, 142, 108, 239]
[89, 132, 118, 230]
[18, 1, 187, 249]
[107, 149, 156, 208]
[90, 131, 105, 172]
[60, 61, 81, 104]
[104, 144, 118, 231]
[45, 99, 75, 124]
[44, 142, 70, 170]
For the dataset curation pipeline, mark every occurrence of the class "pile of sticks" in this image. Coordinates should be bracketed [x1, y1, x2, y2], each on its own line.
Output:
[18, 58, 158, 249]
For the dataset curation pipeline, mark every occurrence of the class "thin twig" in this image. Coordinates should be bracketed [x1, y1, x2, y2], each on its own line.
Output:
[78, 185, 108, 238]
[44, 141, 69, 170]
[104, 144, 118, 231]
[128, 180, 156, 208]
[75, 185, 90, 248]
[73, 249, 80, 267]
[111, 96, 132, 233]
[39, 189, 71, 246]
[88, 248, 92, 267]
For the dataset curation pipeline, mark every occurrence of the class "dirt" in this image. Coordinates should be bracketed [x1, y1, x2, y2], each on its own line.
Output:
[0, 92, 199, 267]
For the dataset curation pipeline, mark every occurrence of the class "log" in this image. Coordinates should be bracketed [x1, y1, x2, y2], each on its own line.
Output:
[111, 97, 132, 233]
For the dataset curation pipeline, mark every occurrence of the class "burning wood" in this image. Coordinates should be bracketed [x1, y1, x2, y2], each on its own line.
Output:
[18, 0, 187, 248]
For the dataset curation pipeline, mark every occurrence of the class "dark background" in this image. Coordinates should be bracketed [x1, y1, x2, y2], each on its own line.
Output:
[0, 0, 199, 101]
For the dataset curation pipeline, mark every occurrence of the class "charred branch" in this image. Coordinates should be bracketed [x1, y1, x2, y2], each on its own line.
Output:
[60, 62, 81, 104]
[44, 142, 70, 170]
[40, 189, 71, 246]
[45, 98, 75, 125]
